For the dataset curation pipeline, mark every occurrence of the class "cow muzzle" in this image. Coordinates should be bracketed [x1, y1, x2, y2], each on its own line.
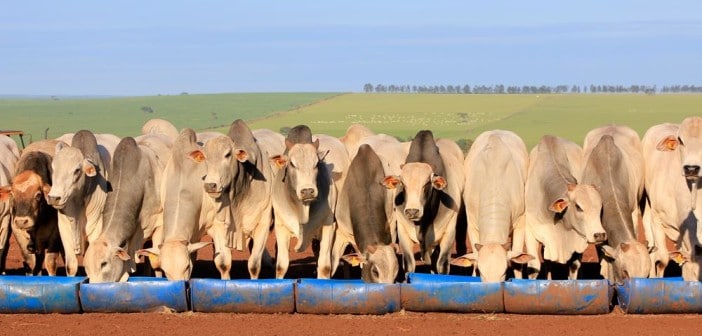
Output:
[684, 165, 701, 178]
[299, 188, 317, 205]
[404, 208, 422, 221]
[13, 217, 34, 230]
[204, 183, 222, 197]
[593, 232, 607, 243]
[47, 195, 65, 209]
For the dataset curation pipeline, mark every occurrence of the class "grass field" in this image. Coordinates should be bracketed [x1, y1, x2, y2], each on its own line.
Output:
[2, 92, 701, 149]
[0, 92, 338, 143]
[248, 93, 702, 148]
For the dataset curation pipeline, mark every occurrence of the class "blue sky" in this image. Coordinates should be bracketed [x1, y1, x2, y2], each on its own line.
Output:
[2, 1, 701, 95]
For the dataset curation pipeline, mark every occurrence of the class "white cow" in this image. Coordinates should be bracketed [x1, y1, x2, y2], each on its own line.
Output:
[524, 135, 606, 280]
[454, 130, 533, 282]
[47, 130, 114, 276]
[643, 122, 702, 280]
[270, 125, 349, 279]
[0, 135, 20, 273]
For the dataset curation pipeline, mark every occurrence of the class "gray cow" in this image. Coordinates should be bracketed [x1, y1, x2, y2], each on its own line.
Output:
[582, 125, 649, 282]
[335, 144, 399, 283]
[84, 134, 170, 283]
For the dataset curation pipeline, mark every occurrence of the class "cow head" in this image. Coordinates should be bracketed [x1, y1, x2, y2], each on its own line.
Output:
[271, 139, 322, 205]
[10, 171, 51, 231]
[140, 240, 211, 281]
[191, 136, 250, 199]
[342, 244, 398, 284]
[550, 183, 606, 243]
[84, 238, 131, 283]
[451, 243, 534, 282]
[48, 143, 98, 209]
[601, 241, 651, 282]
[657, 117, 702, 181]
[382, 162, 446, 222]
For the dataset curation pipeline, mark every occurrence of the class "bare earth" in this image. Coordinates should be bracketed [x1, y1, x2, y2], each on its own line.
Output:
[1, 232, 701, 336]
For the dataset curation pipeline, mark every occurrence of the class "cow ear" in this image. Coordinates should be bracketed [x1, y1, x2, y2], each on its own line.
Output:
[317, 149, 330, 161]
[115, 248, 131, 261]
[55, 142, 66, 155]
[450, 254, 476, 267]
[312, 138, 320, 150]
[508, 251, 535, 264]
[549, 198, 569, 213]
[0, 185, 11, 202]
[669, 251, 689, 266]
[381, 176, 401, 189]
[431, 175, 447, 190]
[285, 138, 294, 151]
[270, 155, 288, 169]
[188, 150, 205, 163]
[82, 159, 97, 177]
[136, 247, 160, 257]
[341, 253, 364, 267]
[187, 241, 212, 253]
[235, 149, 248, 163]
[656, 135, 678, 151]
[601, 245, 618, 260]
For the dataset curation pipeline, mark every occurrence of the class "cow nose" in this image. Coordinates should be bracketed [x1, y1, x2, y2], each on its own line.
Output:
[204, 183, 218, 193]
[684, 165, 701, 177]
[14, 218, 29, 228]
[300, 188, 316, 200]
[405, 208, 420, 219]
[47, 196, 60, 205]
[594, 232, 607, 242]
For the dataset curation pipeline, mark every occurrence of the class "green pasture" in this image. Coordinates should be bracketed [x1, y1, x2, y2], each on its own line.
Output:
[0, 93, 338, 143]
[1, 92, 700, 149]
[247, 93, 702, 148]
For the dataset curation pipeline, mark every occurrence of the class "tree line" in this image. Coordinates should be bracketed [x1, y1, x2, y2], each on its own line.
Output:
[362, 83, 702, 94]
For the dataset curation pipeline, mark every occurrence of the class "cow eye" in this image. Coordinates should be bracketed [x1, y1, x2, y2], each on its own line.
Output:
[74, 168, 81, 176]
[678, 137, 685, 146]
[289, 161, 296, 168]
[575, 204, 583, 212]
[100, 261, 108, 268]
[224, 151, 232, 159]
[34, 192, 42, 201]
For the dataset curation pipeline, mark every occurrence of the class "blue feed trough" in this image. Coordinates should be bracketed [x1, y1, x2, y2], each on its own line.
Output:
[296, 279, 401, 314]
[401, 273, 504, 313]
[0, 275, 84, 314]
[616, 277, 702, 314]
[190, 279, 296, 313]
[79, 276, 188, 313]
[504, 279, 613, 314]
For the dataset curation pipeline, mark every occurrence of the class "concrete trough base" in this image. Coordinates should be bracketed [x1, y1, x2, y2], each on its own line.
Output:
[190, 279, 296, 313]
[402, 273, 503, 313]
[504, 279, 613, 315]
[0, 275, 84, 314]
[295, 279, 401, 315]
[79, 276, 188, 313]
[616, 277, 702, 314]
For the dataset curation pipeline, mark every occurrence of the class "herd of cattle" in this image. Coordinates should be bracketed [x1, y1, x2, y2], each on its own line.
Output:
[0, 117, 701, 284]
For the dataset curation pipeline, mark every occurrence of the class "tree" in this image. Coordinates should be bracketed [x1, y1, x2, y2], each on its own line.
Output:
[363, 83, 374, 93]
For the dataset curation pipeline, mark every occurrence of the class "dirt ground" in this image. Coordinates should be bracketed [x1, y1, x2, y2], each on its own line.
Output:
[1, 231, 701, 336]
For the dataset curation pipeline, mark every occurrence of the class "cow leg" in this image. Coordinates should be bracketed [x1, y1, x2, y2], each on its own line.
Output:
[316, 221, 335, 279]
[150, 225, 164, 278]
[57, 212, 79, 276]
[44, 252, 60, 276]
[524, 218, 541, 280]
[33, 252, 46, 276]
[647, 210, 668, 278]
[208, 222, 232, 280]
[568, 254, 582, 280]
[330, 231, 350, 278]
[274, 222, 291, 279]
[436, 223, 456, 275]
[511, 215, 526, 279]
[247, 219, 270, 279]
[11, 227, 36, 275]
